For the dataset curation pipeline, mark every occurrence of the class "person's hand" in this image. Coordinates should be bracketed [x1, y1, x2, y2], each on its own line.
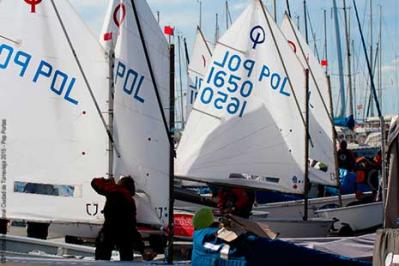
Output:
[142, 248, 157, 261]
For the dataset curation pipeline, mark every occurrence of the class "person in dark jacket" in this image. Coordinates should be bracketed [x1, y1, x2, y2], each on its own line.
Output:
[337, 140, 356, 171]
[91, 176, 156, 261]
[217, 187, 255, 219]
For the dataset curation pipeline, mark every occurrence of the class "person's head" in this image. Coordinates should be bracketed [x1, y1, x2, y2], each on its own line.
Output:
[118, 176, 136, 196]
[192, 208, 215, 230]
[339, 140, 347, 150]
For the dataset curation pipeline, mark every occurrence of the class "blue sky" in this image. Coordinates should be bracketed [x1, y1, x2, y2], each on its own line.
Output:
[70, 0, 399, 119]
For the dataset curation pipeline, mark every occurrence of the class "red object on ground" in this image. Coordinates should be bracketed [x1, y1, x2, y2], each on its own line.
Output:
[321, 59, 328, 66]
[164, 26, 174, 36]
[173, 213, 194, 237]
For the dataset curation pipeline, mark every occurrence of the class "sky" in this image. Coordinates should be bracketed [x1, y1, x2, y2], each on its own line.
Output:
[69, 0, 399, 120]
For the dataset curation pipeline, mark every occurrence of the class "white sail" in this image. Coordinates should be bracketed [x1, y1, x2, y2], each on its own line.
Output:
[101, 0, 170, 226]
[0, 0, 109, 223]
[280, 15, 337, 186]
[186, 27, 213, 118]
[176, 1, 311, 194]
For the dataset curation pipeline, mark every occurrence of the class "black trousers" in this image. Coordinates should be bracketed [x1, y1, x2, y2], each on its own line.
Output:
[95, 228, 134, 261]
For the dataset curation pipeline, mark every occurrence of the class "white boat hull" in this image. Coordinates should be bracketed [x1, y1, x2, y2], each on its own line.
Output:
[49, 223, 101, 239]
[250, 217, 333, 238]
[254, 193, 358, 219]
[314, 201, 383, 231]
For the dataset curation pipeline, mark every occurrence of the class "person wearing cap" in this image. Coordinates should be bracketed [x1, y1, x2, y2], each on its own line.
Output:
[91, 176, 156, 261]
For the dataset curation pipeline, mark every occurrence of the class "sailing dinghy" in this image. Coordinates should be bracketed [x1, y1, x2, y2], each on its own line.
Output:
[175, 0, 334, 237]
[0, 0, 170, 239]
[100, 0, 170, 228]
[277, 14, 382, 233]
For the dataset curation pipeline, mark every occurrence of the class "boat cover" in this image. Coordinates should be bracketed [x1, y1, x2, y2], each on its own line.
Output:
[192, 227, 371, 266]
[335, 115, 355, 130]
[287, 233, 375, 260]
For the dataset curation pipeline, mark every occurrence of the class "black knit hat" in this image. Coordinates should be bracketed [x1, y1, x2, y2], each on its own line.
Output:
[119, 176, 136, 196]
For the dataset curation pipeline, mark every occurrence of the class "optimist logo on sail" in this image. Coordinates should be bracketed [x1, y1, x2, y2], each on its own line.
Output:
[24, 0, 42, 13]
[0, 43, 79, 105]
[250, 25, 266, 49]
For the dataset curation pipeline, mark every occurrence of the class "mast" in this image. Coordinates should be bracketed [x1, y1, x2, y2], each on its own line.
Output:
[353, 0, 386, 206]
[343, 0, 353, 116]
[369, 0, 374, 117]
[306, 8, 321, 61]
[303, 0, 309, 220]
[177, 35, 185, 129]
[378, 5, 382, 109]
[108, 50, 115, 178]
[303, 0, 308, 44]
[333, 0, 346, 118]
[286, 0, 291, 18]
[167, 44, 175, 264]
[323, 9, 328, 74]
[225, 1, 229, 29]
[327, 75, 343, 206]
[352, 39, 357, 117]
[225, 1, 232, 30]
[273, 0, 277, 22]
[197, 0, 202, 29]
[304, 69, 310, 221]
[296, 15, 300, 31]
[366, 46, 380, 118]
[215, 13, 220, 44]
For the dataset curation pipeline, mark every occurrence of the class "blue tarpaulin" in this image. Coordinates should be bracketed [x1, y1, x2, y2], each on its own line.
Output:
[335, 115, 355, 130]
[192, 227, 371, 266]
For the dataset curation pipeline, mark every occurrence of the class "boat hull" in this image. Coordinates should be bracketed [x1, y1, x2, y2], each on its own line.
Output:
[254, 193, 358, 219]
[250, 218, 334, 238]
[314, 201, 383, 231]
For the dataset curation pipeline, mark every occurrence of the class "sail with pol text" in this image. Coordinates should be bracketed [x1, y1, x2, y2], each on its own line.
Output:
[0, 0, 109, 224]
[186, 27, 213, 118]
[176, 0, 313, 194]
[280, 14, 337, 186]
[101, 0, 170, 226]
